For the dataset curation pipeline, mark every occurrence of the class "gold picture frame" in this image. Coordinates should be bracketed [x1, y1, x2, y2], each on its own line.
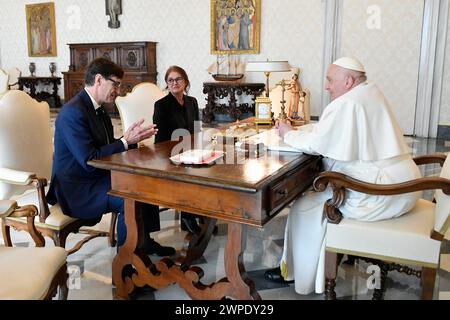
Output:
[211, 0, 261, 55]
[26, 2, 57, 57]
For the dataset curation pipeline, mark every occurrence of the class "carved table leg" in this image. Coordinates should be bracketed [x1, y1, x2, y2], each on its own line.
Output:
[222, 222, 261, 300]
[112, 199, 141, 299]
[202, 86, 216, 123]
[228, 88, 238, 120]
[178, 217, 218, 269]
[172, 221, 260, 300]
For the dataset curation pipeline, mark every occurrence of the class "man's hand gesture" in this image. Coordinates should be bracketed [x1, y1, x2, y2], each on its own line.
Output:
[124, 119, 158, 145]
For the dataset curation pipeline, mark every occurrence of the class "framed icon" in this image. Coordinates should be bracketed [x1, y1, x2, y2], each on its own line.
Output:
[26, 2, 57, 57]
[211, 0, 261, 55]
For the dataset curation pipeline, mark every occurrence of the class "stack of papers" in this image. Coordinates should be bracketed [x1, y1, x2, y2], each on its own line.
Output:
[240, 129, 302, 153]
[179, 149, 213, 163]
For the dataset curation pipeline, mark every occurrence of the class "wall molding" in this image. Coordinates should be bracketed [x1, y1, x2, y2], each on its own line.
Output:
[415, 0, 449, 138]
[321, 0, 343, 112]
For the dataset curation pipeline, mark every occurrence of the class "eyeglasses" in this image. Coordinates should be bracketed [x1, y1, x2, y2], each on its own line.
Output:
[167, 77, 184, 84]
[105, 77, 122, 89]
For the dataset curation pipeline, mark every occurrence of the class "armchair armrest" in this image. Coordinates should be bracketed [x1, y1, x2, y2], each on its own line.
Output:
[1, 202, 45, 246]
[0, 167, 36, 185]
[0, 200, 17, 218]
[413, 153, 447, 167]
[0, 167, 50, 223]
[313, 171, 450, 224]
[8, 82, 18, 89]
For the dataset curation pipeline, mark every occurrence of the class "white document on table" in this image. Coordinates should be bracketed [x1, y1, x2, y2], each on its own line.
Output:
[242, 128, 303, 153]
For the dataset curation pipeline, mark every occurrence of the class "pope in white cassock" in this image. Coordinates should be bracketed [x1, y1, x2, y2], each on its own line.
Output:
[267, 57, 422, 295]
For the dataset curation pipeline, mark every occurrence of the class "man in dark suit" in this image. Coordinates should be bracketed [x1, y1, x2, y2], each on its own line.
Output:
[47, 58, 175, 256]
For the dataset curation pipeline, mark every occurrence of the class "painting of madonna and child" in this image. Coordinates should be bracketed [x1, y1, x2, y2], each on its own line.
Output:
[211, 0, 260, 55]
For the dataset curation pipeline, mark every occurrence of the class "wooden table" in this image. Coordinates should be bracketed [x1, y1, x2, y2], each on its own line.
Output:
[88, 136, 321, 299]
[18, 76, 62, 108]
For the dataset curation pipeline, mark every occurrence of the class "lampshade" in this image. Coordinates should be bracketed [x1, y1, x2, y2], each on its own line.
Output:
[245, 60, 291, 73]
[246, 60, 291, 98]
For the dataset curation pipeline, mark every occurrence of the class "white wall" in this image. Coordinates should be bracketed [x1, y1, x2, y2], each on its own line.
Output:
[339, 0, 424, 135]
[0, 0, 325, 116]
[0, 0, 448, 131]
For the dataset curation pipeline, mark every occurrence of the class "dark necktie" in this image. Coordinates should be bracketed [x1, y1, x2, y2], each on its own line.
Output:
[96, 106, 111, 144]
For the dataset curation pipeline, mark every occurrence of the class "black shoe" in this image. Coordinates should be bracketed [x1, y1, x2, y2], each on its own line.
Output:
[145, 238, 176, 257]
[180, 217, 202, 235]
[264, 267, 294, 284]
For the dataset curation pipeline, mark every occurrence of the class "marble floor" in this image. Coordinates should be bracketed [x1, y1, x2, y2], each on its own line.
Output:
[2, 114, 450, 300]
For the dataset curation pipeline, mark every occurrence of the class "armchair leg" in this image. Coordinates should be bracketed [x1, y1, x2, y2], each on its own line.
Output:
[325, 251, 339, 300]
[1, 220, 12, 246]
[372, 261, 389, 300]
[58, 278, 69, 300]
[109, 212, 118, 247]
[421, 267, 436, 300]
[52, 231, 67, 249]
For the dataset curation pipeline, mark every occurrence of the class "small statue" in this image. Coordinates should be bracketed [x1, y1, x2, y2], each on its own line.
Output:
[286, 68, 306, 120]
[106, 0, 121, 29]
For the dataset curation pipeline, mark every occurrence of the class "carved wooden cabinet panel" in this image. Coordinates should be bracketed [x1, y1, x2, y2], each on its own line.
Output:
[63, 41, 157, 115]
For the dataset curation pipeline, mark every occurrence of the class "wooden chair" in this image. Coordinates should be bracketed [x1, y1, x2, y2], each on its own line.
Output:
[0, 69, 8, 95]
[0, 199, 68, 300]
[0, 90, 117, 255]
[115, 82, 165, 146]
[7, 67, 21, 90]
[314, 153, 450, 300]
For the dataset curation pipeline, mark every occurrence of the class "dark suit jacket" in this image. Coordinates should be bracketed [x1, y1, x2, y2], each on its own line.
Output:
[46, 89, 128, 219]
[153, 93, 199, 143]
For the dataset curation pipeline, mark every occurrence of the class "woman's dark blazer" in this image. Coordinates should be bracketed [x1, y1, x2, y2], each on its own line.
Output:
[153, 93, 199, 143]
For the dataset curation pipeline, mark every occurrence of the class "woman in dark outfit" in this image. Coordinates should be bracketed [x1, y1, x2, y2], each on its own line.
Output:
[153, 65, 202, 234]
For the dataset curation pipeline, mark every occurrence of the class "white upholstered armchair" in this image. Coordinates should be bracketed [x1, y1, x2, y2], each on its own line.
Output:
[0, 90, 117, 254]
[115, 82, 165, 146]
[0, 200, 68, 300]
[7, 67, 21, 90]
[314, 153, 450, 300]
[0, 69, 9, 95]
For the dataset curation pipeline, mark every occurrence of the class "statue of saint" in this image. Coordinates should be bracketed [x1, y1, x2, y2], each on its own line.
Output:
[107, 0, 121, 29]
[286, 68, 306, 119]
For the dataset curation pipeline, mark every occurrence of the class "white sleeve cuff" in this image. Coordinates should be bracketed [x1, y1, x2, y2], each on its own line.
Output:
[121, 137, 128, 150]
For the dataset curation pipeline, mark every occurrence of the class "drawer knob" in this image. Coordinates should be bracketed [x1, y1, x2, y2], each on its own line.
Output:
[277, 189, 288, 197]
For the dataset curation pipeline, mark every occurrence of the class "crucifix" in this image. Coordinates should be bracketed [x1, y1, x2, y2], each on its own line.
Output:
[105, 0, 122, 29]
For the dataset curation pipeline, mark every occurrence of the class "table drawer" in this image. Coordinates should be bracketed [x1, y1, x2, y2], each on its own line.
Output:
[268, 158, 321, 212]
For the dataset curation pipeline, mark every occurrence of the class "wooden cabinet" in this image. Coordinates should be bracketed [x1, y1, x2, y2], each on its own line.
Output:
[63, 41, 157, 115]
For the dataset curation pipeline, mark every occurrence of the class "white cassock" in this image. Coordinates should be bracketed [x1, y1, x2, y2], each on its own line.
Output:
[280, 82, 421, 295]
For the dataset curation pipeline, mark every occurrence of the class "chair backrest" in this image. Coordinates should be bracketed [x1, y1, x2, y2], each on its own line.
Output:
[0, 69, 9, 95]
[434, 154, 450, 235]
[115, 82, 165, 145]
[0, 90, 53, 199]
[7, 67, 21, 89]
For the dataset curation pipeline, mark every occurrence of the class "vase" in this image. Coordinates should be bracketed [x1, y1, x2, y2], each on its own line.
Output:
[29, 62, 36, 77]
[49, 62, 56, 77]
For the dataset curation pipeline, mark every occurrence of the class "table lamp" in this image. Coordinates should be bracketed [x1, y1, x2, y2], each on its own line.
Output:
[245, 60, 291, 97]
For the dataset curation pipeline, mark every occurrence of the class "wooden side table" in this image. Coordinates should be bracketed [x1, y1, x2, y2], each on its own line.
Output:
[18, 76, 62, 108]
[202, 82, 265, 123]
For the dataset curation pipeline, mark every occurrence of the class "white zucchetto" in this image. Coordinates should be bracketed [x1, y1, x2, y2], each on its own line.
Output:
[332, 57, 366, 73]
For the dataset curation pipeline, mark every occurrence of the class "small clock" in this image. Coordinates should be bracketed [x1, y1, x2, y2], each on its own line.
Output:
[255, 96, 273, 125]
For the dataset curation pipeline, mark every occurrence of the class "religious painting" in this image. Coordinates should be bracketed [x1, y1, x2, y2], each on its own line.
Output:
[26, 2, 57, 57]
[211, 0, 261, 55]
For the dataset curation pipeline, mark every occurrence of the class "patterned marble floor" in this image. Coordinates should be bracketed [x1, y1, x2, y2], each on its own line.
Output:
[3, 114, 450, 300]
